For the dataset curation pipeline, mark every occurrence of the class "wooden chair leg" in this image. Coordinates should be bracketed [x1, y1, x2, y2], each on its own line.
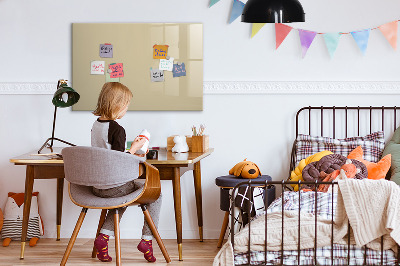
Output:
[60, 208, 88, 266]
[91, 209, 108, 258]
[217, 211, 230, 248]
[114, 210, 121, 266]
[141, 205, 171, 263]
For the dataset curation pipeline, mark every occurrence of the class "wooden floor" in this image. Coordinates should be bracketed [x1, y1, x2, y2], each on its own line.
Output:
[0, 239, 221, 265]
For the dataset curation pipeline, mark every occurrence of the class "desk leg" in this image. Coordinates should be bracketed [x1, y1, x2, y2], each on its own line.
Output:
[56, 178, 64, 241]
[172, 167, 183, 261]
[193, 161, 203, 242]
[20, 165, 35, 259]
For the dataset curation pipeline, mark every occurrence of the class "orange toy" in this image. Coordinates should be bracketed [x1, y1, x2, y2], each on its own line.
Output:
[348, 146, 391, 180]
[2, 192, 43, 247]
[229, 159, 261, 179]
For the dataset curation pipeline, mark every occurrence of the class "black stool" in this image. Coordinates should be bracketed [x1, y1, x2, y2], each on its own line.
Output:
[215, 175, 275, 248]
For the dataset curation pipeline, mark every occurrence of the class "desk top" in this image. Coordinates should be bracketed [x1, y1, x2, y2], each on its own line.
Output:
[10, 147, 214, 166]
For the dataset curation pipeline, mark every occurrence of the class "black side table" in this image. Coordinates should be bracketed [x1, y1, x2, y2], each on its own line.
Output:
[215, 175, 275, 248]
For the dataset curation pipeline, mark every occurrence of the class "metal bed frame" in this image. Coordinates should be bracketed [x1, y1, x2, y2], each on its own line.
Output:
[230, 106, 400, 266]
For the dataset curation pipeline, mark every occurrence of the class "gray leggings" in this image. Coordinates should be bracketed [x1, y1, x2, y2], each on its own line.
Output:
[92, 180, 162, 240]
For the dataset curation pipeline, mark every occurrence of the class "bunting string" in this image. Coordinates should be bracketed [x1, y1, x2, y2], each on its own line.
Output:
[209, 0, 400, 58]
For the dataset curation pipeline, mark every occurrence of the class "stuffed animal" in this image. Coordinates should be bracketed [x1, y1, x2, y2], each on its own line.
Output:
[172, 135, 189, 153]
[229, 159, 261, 179]
[1, 192, 44, 247]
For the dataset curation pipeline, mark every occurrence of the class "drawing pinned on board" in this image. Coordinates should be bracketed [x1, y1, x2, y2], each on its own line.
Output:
[109, 63, 124, 78]
[172, 62, 186, 77]
[153, 44, 169, 59]
[100, 43, 113, 58]
[150, 68, 164, 82]
[159, 57, 174, 71]
[91, 61, 105, 75]
[105, 72, 120, 82]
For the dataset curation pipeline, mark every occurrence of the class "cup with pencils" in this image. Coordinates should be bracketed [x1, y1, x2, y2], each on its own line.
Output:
[191, 124, 209, 152]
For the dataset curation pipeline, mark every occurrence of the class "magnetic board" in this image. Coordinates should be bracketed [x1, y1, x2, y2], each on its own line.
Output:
[72, 23, 203, 111]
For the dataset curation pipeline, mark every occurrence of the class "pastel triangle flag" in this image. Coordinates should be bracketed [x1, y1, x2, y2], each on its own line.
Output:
[351, 29, 370, 55]
[323, 33, 341, 58]
[298, 29, 317, 58]
[251, 23, 266, 38]
[209, 0, 220, 7]
[378, 21, 397, 50]
[229, 0, 245, 24]
[275, 23, 293, 49]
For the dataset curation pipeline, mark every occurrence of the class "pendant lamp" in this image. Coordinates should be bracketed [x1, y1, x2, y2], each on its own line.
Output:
[38, 79, 80, 154]
[241, 0, 305, 23]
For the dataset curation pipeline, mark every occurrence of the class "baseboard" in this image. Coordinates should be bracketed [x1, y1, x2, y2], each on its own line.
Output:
[1, 81, 400, 94]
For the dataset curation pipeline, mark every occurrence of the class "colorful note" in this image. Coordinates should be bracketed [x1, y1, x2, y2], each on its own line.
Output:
[150, 68, 164, 82]
[109, 63, 124, 78]
[100, 43, 113, 58]
[153, 45, 169, 59]
[172, 62, 186, 77]
[91, 61, 105, 75]
[159, 57, 174, 71]
[105, 72, 120, 82]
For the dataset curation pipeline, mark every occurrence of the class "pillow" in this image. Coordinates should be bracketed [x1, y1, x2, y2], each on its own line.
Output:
[348, 146, 391, 180]
[382, 126, 400, 184]
[295, 131, 385, 166]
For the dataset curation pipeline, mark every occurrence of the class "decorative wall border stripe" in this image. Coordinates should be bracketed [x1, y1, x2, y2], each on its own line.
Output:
[1, 81, 400, 95]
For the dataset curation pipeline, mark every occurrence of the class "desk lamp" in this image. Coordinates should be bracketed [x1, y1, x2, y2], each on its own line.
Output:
[38, 79, 80, 154]
[241, 0, 305, 23]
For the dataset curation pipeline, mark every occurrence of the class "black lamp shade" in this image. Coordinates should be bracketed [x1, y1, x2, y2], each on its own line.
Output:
[52, 85, 80, 108]
[241, 0, 305, 23]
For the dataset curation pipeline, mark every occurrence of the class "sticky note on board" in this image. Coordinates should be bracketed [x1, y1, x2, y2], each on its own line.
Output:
[100, 43, 113, 58]
[106, 72, 120, 82]
[172, 62, 186, 77]
[91, 61, 105, 75]
[109, 63, 124, 78]
[150, 68, 164, 82]
[159, 57, 174, 71]
[153, 45, 169, 59]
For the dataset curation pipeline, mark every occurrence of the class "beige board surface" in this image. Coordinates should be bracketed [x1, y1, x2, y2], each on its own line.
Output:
[72, 23, 203, 111]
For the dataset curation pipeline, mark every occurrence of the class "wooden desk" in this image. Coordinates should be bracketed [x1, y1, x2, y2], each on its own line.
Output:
[10, 147, 213, 261]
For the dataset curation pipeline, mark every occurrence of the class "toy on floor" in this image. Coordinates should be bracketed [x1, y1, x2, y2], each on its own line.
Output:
[229, 159, 261, 179]
[1, 192, 44, 247]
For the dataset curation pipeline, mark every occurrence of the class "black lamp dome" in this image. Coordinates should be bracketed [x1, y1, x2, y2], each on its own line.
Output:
[241, 0, 305, 23]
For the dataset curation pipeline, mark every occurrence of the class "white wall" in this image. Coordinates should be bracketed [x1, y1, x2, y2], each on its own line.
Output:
[1, 0, 400, 240]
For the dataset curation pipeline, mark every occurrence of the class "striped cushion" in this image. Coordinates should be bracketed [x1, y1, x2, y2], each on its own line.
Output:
[295, 131, 385, 167]
[1, 217, 40, 240]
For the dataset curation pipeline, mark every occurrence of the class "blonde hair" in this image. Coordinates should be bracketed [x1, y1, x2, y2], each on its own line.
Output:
[93, 82, 133, 120]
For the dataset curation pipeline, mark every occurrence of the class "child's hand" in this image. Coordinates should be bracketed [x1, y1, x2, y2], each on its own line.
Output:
[128, 137, 147, 155]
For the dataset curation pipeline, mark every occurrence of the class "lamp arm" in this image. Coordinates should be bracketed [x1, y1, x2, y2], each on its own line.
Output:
[50, 105, 57, 148]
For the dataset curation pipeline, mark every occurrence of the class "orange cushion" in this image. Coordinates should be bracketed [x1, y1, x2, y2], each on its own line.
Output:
[347, 146, 391, 180]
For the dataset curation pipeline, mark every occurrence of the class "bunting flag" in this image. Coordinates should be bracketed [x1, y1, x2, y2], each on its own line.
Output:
[298, 29, 317, 58]
[251, 23, 266, 38]
[378, 21, 398, 50]
[323, 33, 341, 58]
[209, 0, 220, 7]
[229, 0, 245, 24]
[275, 23, 293, 49]
[351, 29, 370, 55]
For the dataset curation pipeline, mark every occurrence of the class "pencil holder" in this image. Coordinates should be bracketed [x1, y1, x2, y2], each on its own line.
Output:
[191, 135, 209, 153]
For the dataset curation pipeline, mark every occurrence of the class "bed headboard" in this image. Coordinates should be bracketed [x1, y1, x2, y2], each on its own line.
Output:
[290, 106, 400, 179]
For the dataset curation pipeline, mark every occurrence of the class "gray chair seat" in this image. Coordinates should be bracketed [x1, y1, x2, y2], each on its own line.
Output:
[69, 180, 145, 208]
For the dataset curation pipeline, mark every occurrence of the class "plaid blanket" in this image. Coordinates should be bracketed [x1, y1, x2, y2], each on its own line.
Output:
[234, 191, 397, 265]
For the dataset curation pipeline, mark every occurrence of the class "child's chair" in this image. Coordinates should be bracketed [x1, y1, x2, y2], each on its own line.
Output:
[60, 146, 171, 265]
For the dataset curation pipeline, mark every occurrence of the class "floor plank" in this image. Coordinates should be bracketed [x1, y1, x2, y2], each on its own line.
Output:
[0, 239, 221, 265]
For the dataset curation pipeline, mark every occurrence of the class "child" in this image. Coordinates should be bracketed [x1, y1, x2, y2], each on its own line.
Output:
[91, 82, 162, 263]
